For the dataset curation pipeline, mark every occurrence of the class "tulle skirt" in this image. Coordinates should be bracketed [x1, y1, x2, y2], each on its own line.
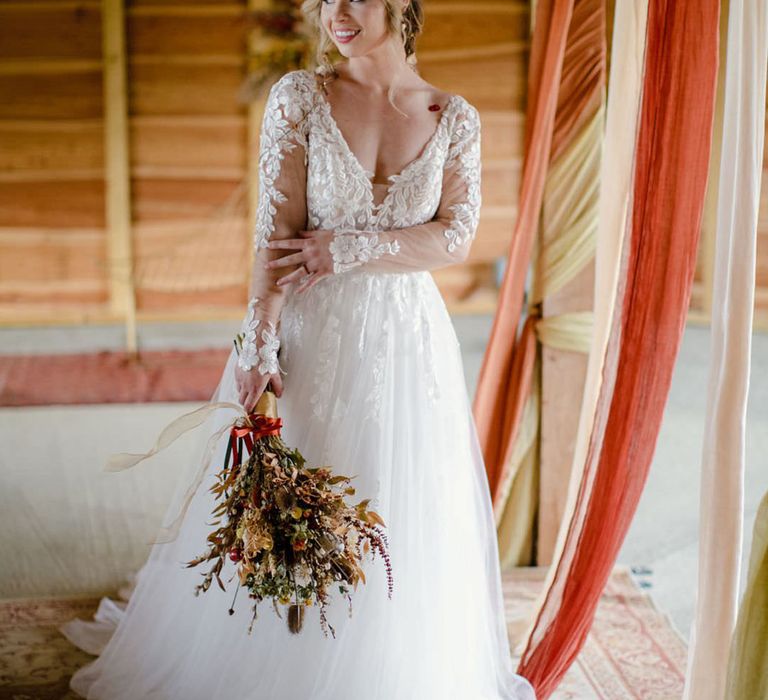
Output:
[60, 269, 536, 700]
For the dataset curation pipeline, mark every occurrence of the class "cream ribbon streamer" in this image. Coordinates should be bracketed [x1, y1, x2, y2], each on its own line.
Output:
[104, 401, 247, 545]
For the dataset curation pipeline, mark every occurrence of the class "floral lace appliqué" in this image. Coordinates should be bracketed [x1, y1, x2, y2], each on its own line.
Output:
[236, 297, 282, 375]
[329, 230, 401, 274]
[253, 72, 313, 252]
[443, 105, 482, 253]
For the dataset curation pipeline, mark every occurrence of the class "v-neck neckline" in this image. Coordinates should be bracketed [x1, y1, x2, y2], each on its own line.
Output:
[315, 83, 457, 187]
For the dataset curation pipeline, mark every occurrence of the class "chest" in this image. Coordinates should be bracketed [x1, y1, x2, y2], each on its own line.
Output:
[304, 104, 448, 231]
[327, 108, 445, 185]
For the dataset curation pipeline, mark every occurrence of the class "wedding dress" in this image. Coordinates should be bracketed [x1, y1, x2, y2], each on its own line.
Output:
[59, 68, 536, 700]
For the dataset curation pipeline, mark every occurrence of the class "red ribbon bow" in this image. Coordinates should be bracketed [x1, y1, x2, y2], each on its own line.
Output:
[229, 414, 283, 464]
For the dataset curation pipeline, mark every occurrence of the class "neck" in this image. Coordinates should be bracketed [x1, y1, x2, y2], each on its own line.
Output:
[338, 43, 414, 94]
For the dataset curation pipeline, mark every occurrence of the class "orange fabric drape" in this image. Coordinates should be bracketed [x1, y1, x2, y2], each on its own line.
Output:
[486, 0, 606, 558]
[472, 0, 574, 498]
[549, 1, 605, 164]
[515, 1, 721, 697]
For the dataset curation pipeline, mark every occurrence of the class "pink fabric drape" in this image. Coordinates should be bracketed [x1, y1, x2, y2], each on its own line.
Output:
[515, 2, 721, 697]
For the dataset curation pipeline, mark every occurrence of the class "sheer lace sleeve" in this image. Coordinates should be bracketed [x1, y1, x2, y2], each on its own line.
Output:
[328, 99, 481, 275]
[236, 71, 310, 375]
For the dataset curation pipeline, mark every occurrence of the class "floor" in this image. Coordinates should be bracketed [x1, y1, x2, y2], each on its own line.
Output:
[1, 315, 766, 640]
[0, 567, 687, 700]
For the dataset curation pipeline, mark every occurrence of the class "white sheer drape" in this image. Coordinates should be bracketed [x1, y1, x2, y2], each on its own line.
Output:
[682, 2, 768, 698]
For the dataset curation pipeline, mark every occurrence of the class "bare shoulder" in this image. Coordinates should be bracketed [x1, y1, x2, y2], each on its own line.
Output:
[417, 79, 479, 119]
[414, 77, 454, 109]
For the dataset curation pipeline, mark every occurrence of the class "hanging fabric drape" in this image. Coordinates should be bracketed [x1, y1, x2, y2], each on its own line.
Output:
[496, 0, 648, 575]
[725, 490, 768, 699]
[683, 0, 768, 697]
[472, 0, 573, 500]
[516, 0, 648, 663]
[514, 1, 720, 697]
[475, 0, 606, 573]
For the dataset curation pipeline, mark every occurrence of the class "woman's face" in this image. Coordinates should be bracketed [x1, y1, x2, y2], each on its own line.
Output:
[320, 0, 396, 59]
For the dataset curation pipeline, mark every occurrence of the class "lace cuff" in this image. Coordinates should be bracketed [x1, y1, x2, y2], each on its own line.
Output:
[234, 297, 282, 375]
[328, 229, 401, 274]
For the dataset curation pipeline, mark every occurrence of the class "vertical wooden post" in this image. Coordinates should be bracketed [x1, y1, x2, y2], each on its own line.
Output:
[102, 0, 137, 352]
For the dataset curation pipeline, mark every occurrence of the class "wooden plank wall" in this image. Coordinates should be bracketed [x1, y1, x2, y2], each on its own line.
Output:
[0, 0, 109, 321]
[0, 0, 766, 329]
[0, 0, 528, 326]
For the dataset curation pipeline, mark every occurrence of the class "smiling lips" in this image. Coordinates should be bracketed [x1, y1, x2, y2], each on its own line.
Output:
[334, 28, 361, 43]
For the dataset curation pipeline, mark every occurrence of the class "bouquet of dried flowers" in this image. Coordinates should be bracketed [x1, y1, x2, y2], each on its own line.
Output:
[183, 388, 393, 638]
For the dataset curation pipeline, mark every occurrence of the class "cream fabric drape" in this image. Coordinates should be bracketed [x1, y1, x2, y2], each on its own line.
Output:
[531, 105, 603, 306]
[536, 312, 593, 353]
[683, 0, 768, 697]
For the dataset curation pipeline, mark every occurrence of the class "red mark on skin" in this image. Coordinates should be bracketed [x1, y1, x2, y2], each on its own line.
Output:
[428, 103, 441, 111]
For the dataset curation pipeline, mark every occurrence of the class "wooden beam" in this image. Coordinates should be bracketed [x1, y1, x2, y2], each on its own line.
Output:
[0, 60, 102, 75]
[0, 169, 103, 183]
[129, 54, 245, 67]
[0, 1, 100, 11]
[428, 2, 528, 14]
[101, 0, 137, 352]
[127, 4, 244, 17]
[418, 41, 527, 63]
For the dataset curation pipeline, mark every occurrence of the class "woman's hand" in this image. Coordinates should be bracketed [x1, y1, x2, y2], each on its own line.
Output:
[264, 228, 335, 293]
[234, 364, 284, 414]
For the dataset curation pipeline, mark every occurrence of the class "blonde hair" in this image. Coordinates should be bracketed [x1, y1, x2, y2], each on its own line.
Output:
[299, 0, 425, 114]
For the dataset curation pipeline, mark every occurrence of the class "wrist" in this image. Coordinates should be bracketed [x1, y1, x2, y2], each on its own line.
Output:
[235, 296, 282, 375]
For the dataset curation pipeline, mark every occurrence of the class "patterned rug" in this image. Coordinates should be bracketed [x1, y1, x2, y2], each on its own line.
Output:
[0, 349, 228, 406]
[0, 566, 686, 699]
[503, 567, 687, 699]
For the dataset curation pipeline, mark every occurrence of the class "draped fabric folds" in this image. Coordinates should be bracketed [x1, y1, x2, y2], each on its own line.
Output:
[492, 101, 605, 567]
[684, 0, 768, 697]
[515, 0, 649, 674]
[474, 0, 606, 572]
[472, 0, 573, 500]
[509, 2, 720, 697]
[726, 491, 768, 699]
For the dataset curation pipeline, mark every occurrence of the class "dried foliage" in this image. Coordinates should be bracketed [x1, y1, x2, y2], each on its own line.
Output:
[240, 0, 313, 102]
[184, 392, 393, 638]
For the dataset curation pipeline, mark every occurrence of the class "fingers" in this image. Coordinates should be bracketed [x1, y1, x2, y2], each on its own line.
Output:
[237, 367, 287, 414]
[238, 376, 253, 409]
[296, 271, 328, 294]
[271, 371, 284, 397]
[265, 250, 306, 269]
[238, 372, 266, 413]
[242, 391, 255, 414]
[276, 266, 311, 287]
[267, 239, 306, 250]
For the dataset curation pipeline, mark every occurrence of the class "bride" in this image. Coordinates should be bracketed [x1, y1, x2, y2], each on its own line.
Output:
[60, 0, 537, 698]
